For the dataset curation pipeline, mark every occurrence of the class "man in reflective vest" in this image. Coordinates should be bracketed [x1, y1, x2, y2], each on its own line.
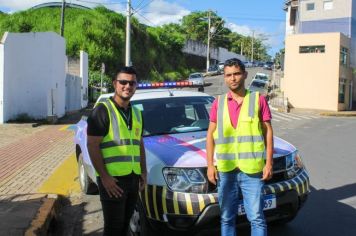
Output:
[87, 66, 146, 236]
[206, 58, 273, 236]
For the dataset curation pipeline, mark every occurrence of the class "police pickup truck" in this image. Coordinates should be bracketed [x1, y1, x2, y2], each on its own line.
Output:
[74, 83, 310, 235]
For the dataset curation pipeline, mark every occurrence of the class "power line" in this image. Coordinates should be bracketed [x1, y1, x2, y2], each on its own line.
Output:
[76, 0, 126, 5]
[132, 0, 155, 15]
[135, 11, 158, 26]
[225, 16, 285, 22]
[134, 0, 147, 9]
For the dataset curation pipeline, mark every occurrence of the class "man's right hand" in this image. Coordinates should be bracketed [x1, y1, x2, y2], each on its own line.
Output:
[101, 174, 124, 198]
[207, 166, 218, 185]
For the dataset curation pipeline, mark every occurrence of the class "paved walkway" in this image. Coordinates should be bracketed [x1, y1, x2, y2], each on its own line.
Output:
[0, 123, 76, 235]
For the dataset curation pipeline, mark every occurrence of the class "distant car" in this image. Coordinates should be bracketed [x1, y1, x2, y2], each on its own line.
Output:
[257, 62, 265, 67]
[248, 79, 270, 97]
[244, 61, 253, 68]
[254, 72, 269, 82]
[218, 62, 225, 71]
[188, 72, 204, 85]
[264, 62, 274, 70]
[206, 65, 221, 76]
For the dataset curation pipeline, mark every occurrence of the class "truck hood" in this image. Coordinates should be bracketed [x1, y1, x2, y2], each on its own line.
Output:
[143, 132, 296, 168]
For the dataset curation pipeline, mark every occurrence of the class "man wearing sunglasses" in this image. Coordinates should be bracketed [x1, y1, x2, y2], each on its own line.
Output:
[87, 66, 146, 236]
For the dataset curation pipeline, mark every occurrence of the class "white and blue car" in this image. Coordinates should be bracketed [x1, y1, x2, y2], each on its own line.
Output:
[74, 86, 310, 235]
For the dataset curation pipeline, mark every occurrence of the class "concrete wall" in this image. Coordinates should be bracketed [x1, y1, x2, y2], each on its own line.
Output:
[65, 74, 82, 112]
[80, 51, 88, 108]
[0, 32, 66, 123]
[0, 43, 4, 123]
[182, 40, 245, 64]
[283, 32, 352, 111]
[65, 51, 88, 112]
[217, 47, 246, 63]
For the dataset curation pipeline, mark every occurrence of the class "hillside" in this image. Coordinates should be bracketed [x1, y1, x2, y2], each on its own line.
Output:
[0, 6, 192, 82]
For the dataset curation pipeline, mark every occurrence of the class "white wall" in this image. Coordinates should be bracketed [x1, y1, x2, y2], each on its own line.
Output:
[0, 43, 4, 123]
[217, 47, 246, 63]
[0, 32, 66, 123]
[65, 74, 82, 112]
[182, 40, 218, 60]
[80, 51, 88, 108]
[182, 40, 245, 63]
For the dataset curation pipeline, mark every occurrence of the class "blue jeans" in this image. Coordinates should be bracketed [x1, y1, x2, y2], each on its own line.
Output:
[218, 169, 267, 236]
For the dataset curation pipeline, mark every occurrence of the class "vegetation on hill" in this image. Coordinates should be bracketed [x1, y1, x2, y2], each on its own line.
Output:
[0, 6, 271, 86]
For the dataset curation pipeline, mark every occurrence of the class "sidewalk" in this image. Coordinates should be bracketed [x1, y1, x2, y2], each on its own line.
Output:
[0, 123, 78, 235]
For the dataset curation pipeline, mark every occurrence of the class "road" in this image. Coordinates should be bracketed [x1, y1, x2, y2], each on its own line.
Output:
[63, 67, 356, 236]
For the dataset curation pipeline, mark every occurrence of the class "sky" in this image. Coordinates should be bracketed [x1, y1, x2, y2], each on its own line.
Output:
[0, 0, 287, 56]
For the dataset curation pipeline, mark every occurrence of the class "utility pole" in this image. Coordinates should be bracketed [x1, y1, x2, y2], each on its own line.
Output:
[206, 10, 211, 73]
[100, 63, 105, 95]
[251, 30, 255, 62]
[125, 0, 132, 66]
[240, 42, 243, 55]
[60, 0, 66, 37]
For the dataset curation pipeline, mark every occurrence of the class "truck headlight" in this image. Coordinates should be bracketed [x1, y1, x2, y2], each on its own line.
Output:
[163, 167, 207, 193]
[285, 151, 305, 179]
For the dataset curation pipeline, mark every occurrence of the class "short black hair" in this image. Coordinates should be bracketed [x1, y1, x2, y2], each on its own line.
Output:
[224, 58, 245, 72]
[114, 66, 137, 81]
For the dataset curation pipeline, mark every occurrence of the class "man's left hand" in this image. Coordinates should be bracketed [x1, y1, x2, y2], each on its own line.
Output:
[262, 164, 273, 181]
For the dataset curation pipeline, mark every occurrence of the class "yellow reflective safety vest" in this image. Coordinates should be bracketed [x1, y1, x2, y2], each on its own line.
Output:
[213, 91, 265, 174]
[98, 99, 143, 176]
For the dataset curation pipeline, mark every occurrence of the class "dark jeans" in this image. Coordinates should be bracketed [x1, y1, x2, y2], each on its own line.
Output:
[97, 173, 140, 236]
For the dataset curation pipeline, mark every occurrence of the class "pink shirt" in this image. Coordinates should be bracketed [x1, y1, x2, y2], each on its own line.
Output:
[209, 91, 272, 128]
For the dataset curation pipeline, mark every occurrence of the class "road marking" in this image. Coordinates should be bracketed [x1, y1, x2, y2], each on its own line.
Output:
[273, 112, 302, 120]
[271, 113, 293, 121]
[37, 154, 81, 196]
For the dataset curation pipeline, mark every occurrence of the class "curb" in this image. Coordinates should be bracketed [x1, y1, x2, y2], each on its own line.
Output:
[319, 112, 356, 117]
[25, 194, 62, 236]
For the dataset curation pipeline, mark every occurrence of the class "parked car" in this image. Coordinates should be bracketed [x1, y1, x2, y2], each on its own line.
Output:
[253, 72, 269, 82]
[218, 62, 225, 71]
[74, 86, 310, 235]
[207, 65, 222, 76]
[244, 61, 253, 68]
[188, 72, 204, 85]
[264, 61, 274, 70]
[248, 78, 270, 97]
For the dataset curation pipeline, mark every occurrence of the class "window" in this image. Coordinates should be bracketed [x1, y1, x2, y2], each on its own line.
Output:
[299, 45, 325, 53]
[306, 3, 315, 11]
[339, 79, 346, 103]
[340, 47, 348, 66]
[324, 1, 333, 10]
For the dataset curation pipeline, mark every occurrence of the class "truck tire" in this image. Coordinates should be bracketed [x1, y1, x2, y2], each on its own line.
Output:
[78, 153, 98, 194]
[129, 200, 156, 236]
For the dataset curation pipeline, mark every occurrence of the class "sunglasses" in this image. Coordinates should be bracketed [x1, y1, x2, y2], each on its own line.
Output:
[116, 80, 137, 86]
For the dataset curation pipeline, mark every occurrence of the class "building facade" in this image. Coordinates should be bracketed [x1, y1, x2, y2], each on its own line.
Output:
[284, 0, 355, 110]
[283, 33, 353, 111]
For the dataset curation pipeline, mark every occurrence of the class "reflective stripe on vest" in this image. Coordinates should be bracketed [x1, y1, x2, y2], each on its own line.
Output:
[213, 91, 265, 173]
[98, 99, 142, 176]
[104, 155, 141, 164]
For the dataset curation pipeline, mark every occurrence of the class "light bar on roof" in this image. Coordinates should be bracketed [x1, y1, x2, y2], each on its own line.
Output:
[138, 81, 193, 89]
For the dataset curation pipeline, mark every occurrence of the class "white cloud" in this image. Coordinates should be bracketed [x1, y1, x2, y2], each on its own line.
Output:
[0, 0, 118, 12]
[226, 22, 253, 36]
[227, 21, 286, 55]
[134, 0, 190, 26]
[0, 0, 190, 26]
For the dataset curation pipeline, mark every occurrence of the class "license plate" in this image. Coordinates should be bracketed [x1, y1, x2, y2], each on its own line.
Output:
[238, 195, 276, 215]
